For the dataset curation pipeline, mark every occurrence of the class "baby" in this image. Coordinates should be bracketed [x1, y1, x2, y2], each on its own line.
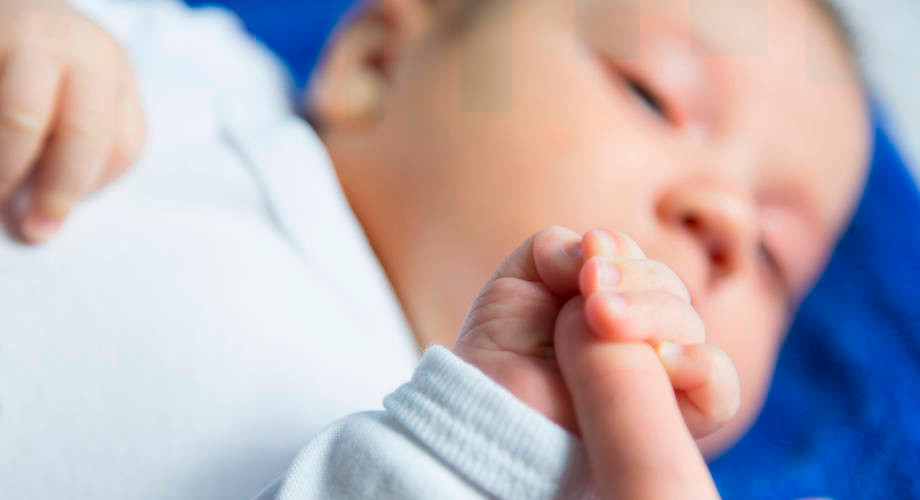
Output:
[0, 0, 871, 497]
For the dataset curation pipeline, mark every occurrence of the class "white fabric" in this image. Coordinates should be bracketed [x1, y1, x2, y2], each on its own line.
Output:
[263, 347, 592, 500]
[0, 1, 418, 499]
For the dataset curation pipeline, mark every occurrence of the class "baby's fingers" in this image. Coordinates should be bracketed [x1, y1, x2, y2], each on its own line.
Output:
[658, 342, 741, 438]
[581, 228, 646, 261]
[22, 66, 115, 242]
[555, 298, 720, 500]
[0, 53, 62, 201]
[580, 255, 691, 301]
[584, 290, 706, 345]
[584, 288, 738, 437]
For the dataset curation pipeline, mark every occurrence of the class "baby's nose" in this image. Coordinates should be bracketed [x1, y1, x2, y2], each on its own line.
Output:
[656, 184, 758, 286]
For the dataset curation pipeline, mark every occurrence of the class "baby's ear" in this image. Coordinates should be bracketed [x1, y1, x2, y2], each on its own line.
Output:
[307, 0, 434, 127]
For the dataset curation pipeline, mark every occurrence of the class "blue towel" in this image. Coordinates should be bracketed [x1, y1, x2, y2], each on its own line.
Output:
[710, 109, 920, 499]
[186, 3, 920, 497]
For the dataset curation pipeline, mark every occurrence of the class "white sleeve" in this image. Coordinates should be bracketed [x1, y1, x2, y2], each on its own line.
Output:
[261, 347, 594, 500]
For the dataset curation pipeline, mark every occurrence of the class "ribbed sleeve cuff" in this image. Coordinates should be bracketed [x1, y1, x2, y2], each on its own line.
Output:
[383, 346, 589, 500]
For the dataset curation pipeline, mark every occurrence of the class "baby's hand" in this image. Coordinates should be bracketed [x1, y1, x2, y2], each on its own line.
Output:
[0, 1, 145, 243]
[454, 226, 586, 430]
[575, 229, 741, 438]
[453, 227, 740, 440]
[554, 229, 741, 499]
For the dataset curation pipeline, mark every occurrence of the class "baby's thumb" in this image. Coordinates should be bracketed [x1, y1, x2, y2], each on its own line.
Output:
[485, 226, 583, 296]
[554, 297, 720, 500]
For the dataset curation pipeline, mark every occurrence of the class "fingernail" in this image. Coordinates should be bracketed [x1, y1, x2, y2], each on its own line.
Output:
[562, 241, 583, 259]
[595, 229, 618, 255]
[596, 258, 621, 289]
[657, 341, 684, 369]
[22, 215, 61, 243]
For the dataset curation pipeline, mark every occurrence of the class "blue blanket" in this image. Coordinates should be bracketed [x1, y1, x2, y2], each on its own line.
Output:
[186, 3, 920, 497]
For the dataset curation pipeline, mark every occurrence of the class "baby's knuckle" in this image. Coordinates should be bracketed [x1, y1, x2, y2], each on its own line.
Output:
[486, 276, 534, 299]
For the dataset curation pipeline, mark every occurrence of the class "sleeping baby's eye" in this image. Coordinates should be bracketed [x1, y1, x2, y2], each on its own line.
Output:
[758, 242, 792, 303]
[758, 243, 781, 274]
[627, 78, 667, 119]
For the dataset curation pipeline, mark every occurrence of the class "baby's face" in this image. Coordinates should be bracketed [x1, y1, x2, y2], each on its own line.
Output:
[320, 0, 870, 453]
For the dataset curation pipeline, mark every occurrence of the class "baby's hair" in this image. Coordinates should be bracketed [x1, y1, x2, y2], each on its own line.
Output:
[426, 0, 493, 36]
[813, 0, 856, 55]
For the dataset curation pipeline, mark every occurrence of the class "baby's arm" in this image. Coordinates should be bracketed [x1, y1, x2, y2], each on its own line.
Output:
[258, 346, 588, 500]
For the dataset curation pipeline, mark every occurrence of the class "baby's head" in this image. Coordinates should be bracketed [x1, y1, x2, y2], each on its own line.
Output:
[310, 0, 871, 453]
